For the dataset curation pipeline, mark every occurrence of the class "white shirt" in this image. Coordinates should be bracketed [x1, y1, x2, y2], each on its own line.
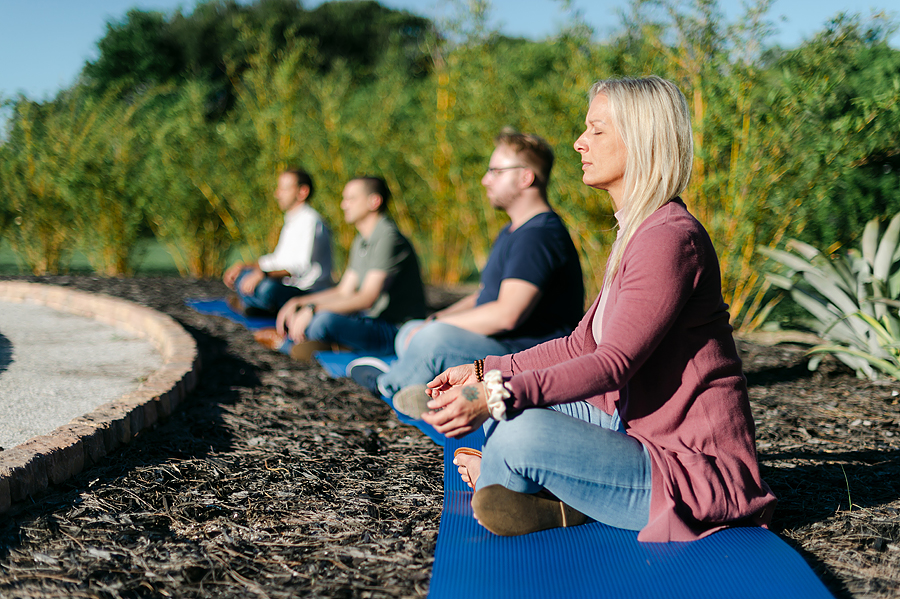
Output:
[257, 203, 332, 291]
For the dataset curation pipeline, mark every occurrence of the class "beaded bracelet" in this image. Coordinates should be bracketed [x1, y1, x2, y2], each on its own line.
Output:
[483, 369, 510, 421]
[474, 359, 484, 382]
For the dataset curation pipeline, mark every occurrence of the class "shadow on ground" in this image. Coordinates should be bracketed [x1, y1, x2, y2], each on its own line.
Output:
[0, 333, 11, 375]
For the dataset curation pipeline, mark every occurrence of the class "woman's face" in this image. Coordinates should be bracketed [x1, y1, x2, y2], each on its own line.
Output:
[574, 93, 628, 209]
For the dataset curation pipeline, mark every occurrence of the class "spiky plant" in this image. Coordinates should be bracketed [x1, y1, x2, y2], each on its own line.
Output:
[759, 212, 900, 379]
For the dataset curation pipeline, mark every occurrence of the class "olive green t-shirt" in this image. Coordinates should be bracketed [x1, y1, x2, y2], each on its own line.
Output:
[347, 216, 426, 324]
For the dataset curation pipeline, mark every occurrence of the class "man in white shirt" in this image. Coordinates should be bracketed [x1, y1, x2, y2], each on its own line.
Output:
[257, 176, 426, 361]
[223, 168, 332, 314]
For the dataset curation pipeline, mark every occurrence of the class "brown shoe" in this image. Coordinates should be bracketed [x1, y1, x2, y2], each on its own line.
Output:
[226, 293, 246, 315]
[253, 328, 285, 351]
[289, 340, 344, 362]
[471, 484, 588, 536]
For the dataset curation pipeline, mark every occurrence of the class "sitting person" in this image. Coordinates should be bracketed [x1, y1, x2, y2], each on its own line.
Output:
[223, 168, 332, 314]
[348, 129, 584, 415]
[420, 77, 777, 542]
[258, 176, 426, 361]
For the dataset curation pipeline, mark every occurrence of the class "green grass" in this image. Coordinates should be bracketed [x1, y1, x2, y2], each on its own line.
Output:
[0, 238, 23, 274]
[0, 236, 184, 277]
[129, 237, 187, 276]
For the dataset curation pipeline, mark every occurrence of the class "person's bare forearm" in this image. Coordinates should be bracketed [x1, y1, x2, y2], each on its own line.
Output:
[433, 280, 541, 336]
[432, 292, 478, 318]
[263, 269, 291, 278]
[313, 292, 377, 315]
[436, 301, 522, 336]
[290, 286, 345, 307]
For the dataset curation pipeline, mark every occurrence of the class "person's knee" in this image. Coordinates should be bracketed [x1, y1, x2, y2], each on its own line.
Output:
[397, 319, 426, 339]
[304, 311, 341, 341]
[406, 323, 470, 371]
[485, 411, 552, 460]
[233, 268, 254, 294]
[253, 277, 279, 302]
[394, 319, 426, 355]
[485, 417, 528, 456]
[405, 321, 459, 351]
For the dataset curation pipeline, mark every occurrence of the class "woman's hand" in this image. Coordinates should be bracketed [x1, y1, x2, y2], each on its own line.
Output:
[422, 364, 490, 438]
[426, 363, 478, 395]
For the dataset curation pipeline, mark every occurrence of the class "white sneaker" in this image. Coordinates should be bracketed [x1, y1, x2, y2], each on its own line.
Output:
[346, 357, 391, 394]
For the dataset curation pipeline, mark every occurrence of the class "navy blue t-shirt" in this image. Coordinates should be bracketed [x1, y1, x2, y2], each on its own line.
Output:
[476, 211, 584, 344]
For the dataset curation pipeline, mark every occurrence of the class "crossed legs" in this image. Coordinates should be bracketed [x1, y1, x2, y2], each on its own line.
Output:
[458, 401, 653, 534]
[234, 268, 304, 313]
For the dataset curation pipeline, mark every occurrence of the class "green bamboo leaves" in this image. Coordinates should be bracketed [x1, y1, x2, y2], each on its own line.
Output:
[1, 0, 898, 314]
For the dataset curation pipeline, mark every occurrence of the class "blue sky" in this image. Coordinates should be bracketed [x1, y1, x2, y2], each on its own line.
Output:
[0, 0, 897, 103]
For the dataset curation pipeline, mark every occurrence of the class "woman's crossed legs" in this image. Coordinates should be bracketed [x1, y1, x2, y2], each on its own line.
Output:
[457, 401, 652, 533]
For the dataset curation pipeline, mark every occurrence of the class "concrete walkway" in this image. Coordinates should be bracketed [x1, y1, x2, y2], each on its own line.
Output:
[0, 281, 200, 514]
[0, 301, 163, 451]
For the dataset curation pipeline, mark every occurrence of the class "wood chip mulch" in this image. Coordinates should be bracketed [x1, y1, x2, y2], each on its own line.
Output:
[1, 275, 899, 599]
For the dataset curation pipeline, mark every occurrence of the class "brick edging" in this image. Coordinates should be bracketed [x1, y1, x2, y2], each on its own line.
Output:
[0, 282, 200, 515]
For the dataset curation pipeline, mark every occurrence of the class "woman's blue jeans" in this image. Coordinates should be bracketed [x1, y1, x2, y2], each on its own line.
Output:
[478, 401, 652, 531]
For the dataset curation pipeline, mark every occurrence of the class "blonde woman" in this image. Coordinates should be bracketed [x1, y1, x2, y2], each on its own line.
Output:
[422, 76, 776, 542]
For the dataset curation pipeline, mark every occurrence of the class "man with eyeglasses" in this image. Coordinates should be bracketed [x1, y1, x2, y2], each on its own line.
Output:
[349, 128, 585, 417]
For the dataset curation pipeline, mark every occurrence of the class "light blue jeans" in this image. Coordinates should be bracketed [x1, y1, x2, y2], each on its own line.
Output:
[377, 320, 552, 396]
[478, 402, 652, 531]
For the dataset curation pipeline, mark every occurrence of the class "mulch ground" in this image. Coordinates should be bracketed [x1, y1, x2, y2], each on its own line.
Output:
[0, 275, 899, 599]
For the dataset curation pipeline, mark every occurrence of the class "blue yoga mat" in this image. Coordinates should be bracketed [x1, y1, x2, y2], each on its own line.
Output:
[185, 301, 444, 444]
[430, 431, 835, 599]
[314, 351, 446, 446]
[185, 298, 276, 330]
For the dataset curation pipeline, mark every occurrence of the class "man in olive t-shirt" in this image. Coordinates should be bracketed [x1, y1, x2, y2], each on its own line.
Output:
[267, 176, 426, 360]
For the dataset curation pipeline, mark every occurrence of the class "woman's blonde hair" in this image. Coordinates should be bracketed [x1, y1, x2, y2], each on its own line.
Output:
[590, 76, 693, 291]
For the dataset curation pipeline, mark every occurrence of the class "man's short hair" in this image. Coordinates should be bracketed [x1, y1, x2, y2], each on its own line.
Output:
[494, 127, 554, 198]
[352, 175, 391, 213]
[284, 168, 315, 201]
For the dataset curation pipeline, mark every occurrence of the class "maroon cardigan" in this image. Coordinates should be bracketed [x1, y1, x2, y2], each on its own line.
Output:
[484, 199, 776, 542]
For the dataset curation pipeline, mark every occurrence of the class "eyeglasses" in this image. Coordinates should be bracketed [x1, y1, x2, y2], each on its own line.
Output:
[485, 165, 526, 176]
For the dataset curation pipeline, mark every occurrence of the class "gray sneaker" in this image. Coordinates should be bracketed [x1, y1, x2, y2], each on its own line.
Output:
[392, 384, 431, 420]
[347, 357, 391, 394]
